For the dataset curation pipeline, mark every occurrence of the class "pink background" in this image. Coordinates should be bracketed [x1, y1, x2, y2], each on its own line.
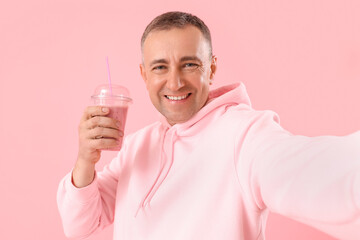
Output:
[1, 0, 359, 239]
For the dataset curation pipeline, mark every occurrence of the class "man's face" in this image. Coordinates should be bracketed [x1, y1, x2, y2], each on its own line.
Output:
[140, 25, 217, 125]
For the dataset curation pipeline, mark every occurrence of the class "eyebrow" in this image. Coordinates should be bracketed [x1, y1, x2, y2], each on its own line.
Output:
[180, 56, 202, 62]
[149, 56, 202, 67]
[149, 59, 168, 67]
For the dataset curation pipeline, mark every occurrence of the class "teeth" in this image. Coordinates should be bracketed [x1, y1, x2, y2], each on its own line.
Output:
[166, 94, 189, 100]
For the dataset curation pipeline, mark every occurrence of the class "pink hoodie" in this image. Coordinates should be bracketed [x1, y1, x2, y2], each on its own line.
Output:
[57, 83, 360, 240]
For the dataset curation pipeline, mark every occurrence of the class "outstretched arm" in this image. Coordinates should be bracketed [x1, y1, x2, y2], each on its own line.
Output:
[238, 111, 360, 239]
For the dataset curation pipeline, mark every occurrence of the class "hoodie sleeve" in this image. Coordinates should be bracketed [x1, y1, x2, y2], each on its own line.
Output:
[237, 110, 360, 239]
[57, 139, 128, 239]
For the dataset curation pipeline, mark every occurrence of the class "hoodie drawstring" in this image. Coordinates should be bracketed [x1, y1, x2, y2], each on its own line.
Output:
[135, 129, 177, 217]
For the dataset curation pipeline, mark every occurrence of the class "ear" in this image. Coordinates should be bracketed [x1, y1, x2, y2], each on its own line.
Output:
[210, 55, 217, 80]
[140, 63, 148, 89]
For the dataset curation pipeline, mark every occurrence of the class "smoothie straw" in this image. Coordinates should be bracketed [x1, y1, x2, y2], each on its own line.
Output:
[106, 56, 113, 96]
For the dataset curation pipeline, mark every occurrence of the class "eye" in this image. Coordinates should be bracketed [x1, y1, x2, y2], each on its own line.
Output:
[183, 63, 199, 68]
[152, 65, 167, 72]
[182, 62, 202, 72]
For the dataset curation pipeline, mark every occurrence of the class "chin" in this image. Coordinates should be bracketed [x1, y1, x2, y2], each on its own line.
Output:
[167, 114, 194, 125]
[167, 118, 187, 125]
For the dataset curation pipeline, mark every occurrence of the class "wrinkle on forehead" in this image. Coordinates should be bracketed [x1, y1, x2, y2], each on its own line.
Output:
[142, 26, 211, 66]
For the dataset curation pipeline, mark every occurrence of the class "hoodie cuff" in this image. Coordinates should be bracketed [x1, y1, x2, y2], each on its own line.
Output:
[354, 170, 360, 211]
[352, 131, 360, 211]
[64, 170, 99, 204]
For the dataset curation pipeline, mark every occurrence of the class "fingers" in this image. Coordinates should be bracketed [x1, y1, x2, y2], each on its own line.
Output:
[77, 106, 125, 166]
[78, 106, 124, 153]
[78, 124, 123, 153]
[87, 126, 123, 140]
[88, 137, 121, 150]
[80, 106, 110, 122]
[84, 115, 122, 131]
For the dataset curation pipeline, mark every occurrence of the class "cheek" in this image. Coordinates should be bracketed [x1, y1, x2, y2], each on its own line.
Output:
[146, 75, 159, 90]
[200, 77, 210, 97]
[189, 70, 207, 84]
[147, 78, 164, 100]
[197, 67, 211, 82]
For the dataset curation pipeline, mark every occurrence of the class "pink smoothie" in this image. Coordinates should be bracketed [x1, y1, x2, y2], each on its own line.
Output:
[105, 105, 128, 151]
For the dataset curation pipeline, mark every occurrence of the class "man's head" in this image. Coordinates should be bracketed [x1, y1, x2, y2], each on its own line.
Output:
[140, 11, 217, 126]
[141, 11, 213, 59]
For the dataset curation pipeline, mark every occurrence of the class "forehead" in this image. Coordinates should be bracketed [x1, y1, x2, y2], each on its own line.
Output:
[142, 26, 210, 63]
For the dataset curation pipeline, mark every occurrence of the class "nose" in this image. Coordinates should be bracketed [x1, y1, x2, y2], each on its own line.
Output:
[166, 68, 185, 91]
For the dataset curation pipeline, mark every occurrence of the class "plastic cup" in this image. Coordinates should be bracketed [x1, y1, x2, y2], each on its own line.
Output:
[91, 84, 132, 151]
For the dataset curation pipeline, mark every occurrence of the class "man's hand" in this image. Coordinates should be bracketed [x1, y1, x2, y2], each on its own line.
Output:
[72, 106, 123, 188]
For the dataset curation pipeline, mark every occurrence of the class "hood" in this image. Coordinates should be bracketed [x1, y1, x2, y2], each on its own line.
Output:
[135, 82, 252, 217]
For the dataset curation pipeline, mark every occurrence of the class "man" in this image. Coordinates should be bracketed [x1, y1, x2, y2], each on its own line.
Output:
[57, 11, 360, 240]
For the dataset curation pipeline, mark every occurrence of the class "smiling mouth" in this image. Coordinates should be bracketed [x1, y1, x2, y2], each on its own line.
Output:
[165, 93, 191, 101]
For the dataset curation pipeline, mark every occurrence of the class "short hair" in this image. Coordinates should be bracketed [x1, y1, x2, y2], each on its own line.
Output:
[141, 11, 213, 58]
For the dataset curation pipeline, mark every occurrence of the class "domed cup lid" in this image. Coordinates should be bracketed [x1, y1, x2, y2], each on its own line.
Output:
[91, 84, 132, 103]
